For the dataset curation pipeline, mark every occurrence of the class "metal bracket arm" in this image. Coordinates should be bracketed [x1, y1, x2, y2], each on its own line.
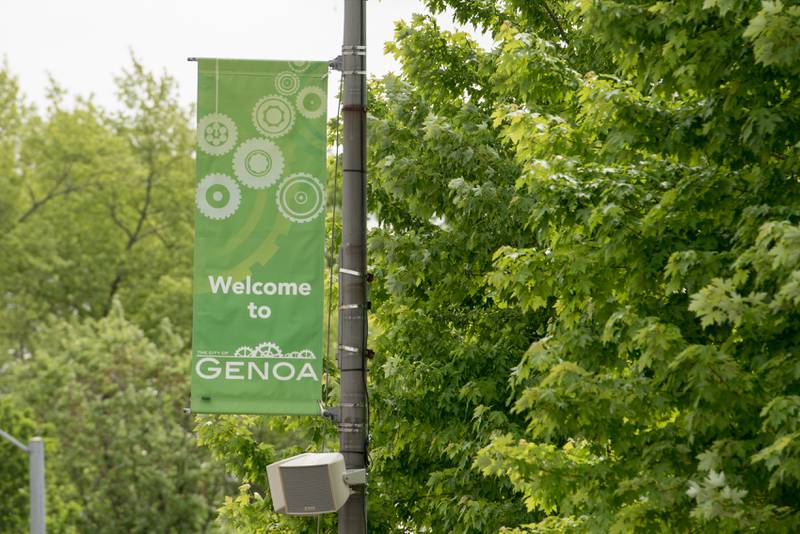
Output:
[322, 406, 342, 423]
[329, 55, 343, 71]
[0, 428, 28, 452]
[343, 468, 367, 487]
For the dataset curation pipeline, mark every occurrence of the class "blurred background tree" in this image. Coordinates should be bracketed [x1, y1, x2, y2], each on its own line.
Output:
[0, 58, 233, 533]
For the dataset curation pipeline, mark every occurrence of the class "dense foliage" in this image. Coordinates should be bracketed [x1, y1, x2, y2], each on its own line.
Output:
[0, 399, 39, 533]
[0, 59, 231, 533]
[366, 0, 800, 532]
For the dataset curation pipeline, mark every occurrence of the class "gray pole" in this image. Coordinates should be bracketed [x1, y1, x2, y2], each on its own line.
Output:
[29, 438, 46, 534]
[339, 0, 368, 532]
[0, 430, 46, 534]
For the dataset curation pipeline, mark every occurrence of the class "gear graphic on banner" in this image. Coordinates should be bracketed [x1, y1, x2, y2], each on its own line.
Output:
[197, 113, 238, 155]
[234, 341, 317, 359]
[235, 346, 256, 357]
[233, 138, 285, 189]
[252, 95, 295, 138]
[196, 173, 241, 220]
[288, 61, 310, 72]
[296, 86, 326, 119]
[275, 71, 300, 96]
[255, 342, 283, 358]
[276, 172, 325, 223]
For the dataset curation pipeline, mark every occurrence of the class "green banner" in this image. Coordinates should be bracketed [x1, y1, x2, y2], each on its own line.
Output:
[191, 59, 328, 415]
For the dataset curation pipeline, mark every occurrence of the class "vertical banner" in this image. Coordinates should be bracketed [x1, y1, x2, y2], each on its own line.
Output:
[191, 59, 328, 415]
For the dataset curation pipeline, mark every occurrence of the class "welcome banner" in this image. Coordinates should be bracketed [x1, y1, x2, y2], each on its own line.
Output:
[191, 59, 327, 415]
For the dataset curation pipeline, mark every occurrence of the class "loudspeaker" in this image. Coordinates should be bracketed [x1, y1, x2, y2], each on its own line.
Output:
[266, 452, 351, 515]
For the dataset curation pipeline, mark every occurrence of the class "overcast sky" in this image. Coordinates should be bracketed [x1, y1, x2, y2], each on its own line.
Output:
[0, 0, 488, 115]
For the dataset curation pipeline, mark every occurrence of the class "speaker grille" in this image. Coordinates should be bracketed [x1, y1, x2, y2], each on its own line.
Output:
[281, 465, 334, 514]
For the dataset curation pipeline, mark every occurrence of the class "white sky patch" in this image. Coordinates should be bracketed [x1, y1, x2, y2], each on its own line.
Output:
[0, 0, 491, 115]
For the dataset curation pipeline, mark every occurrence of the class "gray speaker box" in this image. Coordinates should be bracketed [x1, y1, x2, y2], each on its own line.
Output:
[267, 452, 351, 515]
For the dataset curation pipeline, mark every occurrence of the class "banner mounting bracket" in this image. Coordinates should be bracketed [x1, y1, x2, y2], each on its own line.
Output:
[329, 55, 343, 71]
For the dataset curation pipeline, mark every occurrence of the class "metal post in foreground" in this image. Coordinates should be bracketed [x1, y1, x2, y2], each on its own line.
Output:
[29, 438, 46, 534]
[338, 0, 368, 531]
[0, 430, 46, 534]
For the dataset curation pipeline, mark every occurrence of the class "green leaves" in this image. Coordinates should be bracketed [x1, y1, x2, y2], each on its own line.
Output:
[2, 304, 230, 533]
[752, 396, 800, 488]
[0, 398, 38, 533]
[686, 470, 749, 522]
[744, 1, 800, 72]
[366, 16, 542, 531]
[0, 58, 230, 533]
[0, 56, 196, 358]
[368, 0, 800, 531]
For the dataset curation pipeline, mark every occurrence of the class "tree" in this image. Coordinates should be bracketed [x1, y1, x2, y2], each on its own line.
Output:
[365, 0, 800, 532]
[364, 16, 543, 533]
[0, 397, 36, 533]
[0, 397, 82, 534]
[0, 56, 195, 361]
[106, 57, 195, 340]
[0, 60, 27, 232]
[6, 304, 230, 533]
[0, 58, 228, 533]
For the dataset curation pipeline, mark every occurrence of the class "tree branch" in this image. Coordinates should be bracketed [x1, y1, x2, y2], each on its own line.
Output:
[540, 1, 568, 45]
[17, 168, 74, 224]
[104, 169, 156, 315]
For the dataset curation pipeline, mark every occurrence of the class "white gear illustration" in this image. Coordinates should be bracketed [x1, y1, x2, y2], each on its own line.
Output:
[255, 342, 282, 358]
[285, 351, 300, 359]
[296, 86, 326, 119]
[275, 71, 300, 96]
[235, 346, 255, 357]
[288, 61, 310, 72]
[196, 174, 241, 220]
[233, 138, 285, 190]
[198, 113, 238, 156]
[276, 173, 325, 223]
[252, 95, 295, 138]
[298, 349, 316, 359]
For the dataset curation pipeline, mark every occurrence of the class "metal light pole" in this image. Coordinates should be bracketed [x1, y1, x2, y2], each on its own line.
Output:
[338, 0, 368, 531]
[0, 429, 46, 534]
